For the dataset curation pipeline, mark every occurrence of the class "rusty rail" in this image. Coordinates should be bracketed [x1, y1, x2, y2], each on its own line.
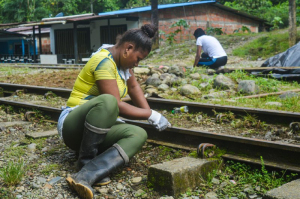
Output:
[0, 98, 300, 172]
[1, 83, 300, 125]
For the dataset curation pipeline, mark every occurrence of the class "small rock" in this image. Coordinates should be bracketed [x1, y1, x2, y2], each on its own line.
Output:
[180, 84, 200, 96]
[96, 187, 109, 194]
[279, 92, 300, 99]
[9, 128, 16, 133]
[131, 176, 142, 184]
[249, 194, 258, 199]
[37, 177, 47, 184]
[190, 73, 201, 80]
[27, 143, 37, 151]
[211, 178, 220, 185]
[134, 189, 146, 197]
[48, 176, 63, 185]
[265, 131, 273, 140]
[204, 191, 218, 199]
[159, 196, 174, 199]
[265, 102, 282, 107]
[116, 183, 123, 190]
[43, 183, 52, 189]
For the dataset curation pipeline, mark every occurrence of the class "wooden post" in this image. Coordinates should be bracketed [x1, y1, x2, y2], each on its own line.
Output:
[151, 0, 159, 50]
[73, 22, 78, 64]
[289, 0, 297, 47]
[32, 26, 36, 62]
[38, 26, 42, 56]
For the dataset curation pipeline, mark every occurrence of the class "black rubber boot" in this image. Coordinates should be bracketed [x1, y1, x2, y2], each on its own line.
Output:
[66, 144, 129, 199]
[76, 121, 110, 171]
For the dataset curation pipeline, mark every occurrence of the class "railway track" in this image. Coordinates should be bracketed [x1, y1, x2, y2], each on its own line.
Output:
[1, 82, 299, 125]
[1, 83, 300, 172]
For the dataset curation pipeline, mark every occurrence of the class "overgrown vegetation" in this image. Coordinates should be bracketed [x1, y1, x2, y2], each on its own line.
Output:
[232, 30, 300, 60]
[0, 159, 26, 186]
[180, 158, 298, 198]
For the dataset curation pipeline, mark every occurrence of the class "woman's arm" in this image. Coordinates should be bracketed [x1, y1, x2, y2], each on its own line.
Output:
[193, 45, 202, 67]
[96, 77, 151, 120]
[127, 69, 150, 109]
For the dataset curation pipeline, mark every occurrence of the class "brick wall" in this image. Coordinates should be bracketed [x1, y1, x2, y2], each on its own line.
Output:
[36, 34, 51, 54]
[130, 4, 261, 42]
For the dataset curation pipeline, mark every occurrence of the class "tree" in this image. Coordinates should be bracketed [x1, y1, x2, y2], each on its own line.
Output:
[1, 0, 49, 23]
[151, 0, 159, 49]
[289, 0, 297, 47]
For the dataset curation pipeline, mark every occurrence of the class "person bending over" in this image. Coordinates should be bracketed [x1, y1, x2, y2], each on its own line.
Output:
[193, 28, 227, 70]
[57, 24, 171, 199]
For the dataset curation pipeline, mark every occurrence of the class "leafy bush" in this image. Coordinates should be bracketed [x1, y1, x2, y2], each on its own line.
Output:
[165, 19, 189, 44]
[234, 26, 251, 33]
[206, 27, 224, 35]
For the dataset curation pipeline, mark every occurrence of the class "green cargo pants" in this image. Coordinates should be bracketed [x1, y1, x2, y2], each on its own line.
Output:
[62, 94, 148, 158]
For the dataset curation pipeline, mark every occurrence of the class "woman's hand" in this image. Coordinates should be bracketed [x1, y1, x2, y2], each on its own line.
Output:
[148, 110, 171, 131]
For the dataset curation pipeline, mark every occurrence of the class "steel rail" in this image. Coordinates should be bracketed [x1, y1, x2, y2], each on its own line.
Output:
[0, 83, 72, 98]
[1, 98, 300, 172]
[0, 83, 300, 125]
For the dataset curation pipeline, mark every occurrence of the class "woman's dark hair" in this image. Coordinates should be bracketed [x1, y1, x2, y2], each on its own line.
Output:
[193, 28, 206, 39]
[116, 24, 158, 53]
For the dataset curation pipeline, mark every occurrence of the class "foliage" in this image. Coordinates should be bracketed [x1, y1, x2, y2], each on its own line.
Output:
[0, 159, 26, 186]
[234, 26, 251, 33]
[206, 27, 224, 35]
[232, 30, 300, 60]
[224, 0, 291, 28]
[1, 0, 49, 23]
[271, 16, 283, 30]
[165, 19, 189, 44]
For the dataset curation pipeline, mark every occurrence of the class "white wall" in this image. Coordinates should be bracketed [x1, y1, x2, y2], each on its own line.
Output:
[90, 18, 138, 51]
[49, 18, 139, 54]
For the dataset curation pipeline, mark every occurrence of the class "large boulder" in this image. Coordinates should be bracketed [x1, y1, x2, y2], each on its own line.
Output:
[213, 74, 236, 89]
[237, 80, 259, 94]
[146, 77, 161, 87]
[190, 73, 201, 80]
[133, 67, 150, 75]
[169, 65, 185, 77]
[180, 84, 200, 96]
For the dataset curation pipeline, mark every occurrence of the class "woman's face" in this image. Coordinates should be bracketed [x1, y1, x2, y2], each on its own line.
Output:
[121, 43, 149, 70]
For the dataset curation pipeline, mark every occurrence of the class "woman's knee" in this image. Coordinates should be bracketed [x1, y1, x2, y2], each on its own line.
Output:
[126, 126, 148, 143]
[95, 94, 118, 111]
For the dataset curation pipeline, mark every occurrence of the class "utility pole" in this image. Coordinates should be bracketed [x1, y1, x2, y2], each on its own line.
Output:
[151, 0, 159, 49]
[288, 0, 297, 47]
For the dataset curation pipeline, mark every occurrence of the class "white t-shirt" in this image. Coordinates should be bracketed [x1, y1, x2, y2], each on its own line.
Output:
[196, 35, 227, 58]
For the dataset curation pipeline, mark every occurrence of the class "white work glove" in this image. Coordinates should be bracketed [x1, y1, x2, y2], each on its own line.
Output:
[148, 110, 171, 131]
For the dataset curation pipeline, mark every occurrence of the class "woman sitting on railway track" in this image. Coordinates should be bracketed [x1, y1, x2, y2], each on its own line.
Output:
[57, 24, 171, 199]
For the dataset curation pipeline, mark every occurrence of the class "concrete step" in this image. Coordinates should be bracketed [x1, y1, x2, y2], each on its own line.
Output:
[147, 157, 219, 198]
[0, 121, 30, 130]
[264, 179, 300, 199]
[26, 129, 58, 139]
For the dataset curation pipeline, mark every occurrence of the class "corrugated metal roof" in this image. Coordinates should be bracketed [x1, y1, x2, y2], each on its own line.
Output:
[98, 1, 216, 16]
[0, 30, 29, 38]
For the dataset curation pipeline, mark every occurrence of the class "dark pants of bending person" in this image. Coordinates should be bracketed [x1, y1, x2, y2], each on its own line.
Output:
[197, 53, 227, 70]
[62, 94, 148, 158]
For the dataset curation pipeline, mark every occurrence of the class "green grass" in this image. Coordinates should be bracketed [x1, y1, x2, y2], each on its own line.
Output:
[0, 66, 33, 76]
[216, 158, 298, 197]
[41, 163, 59, 175]
[0, 159, 26, 186]
[232, 30, 300, 60]
[161, 70, 300, 112]
[180, 157, 298, 198]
